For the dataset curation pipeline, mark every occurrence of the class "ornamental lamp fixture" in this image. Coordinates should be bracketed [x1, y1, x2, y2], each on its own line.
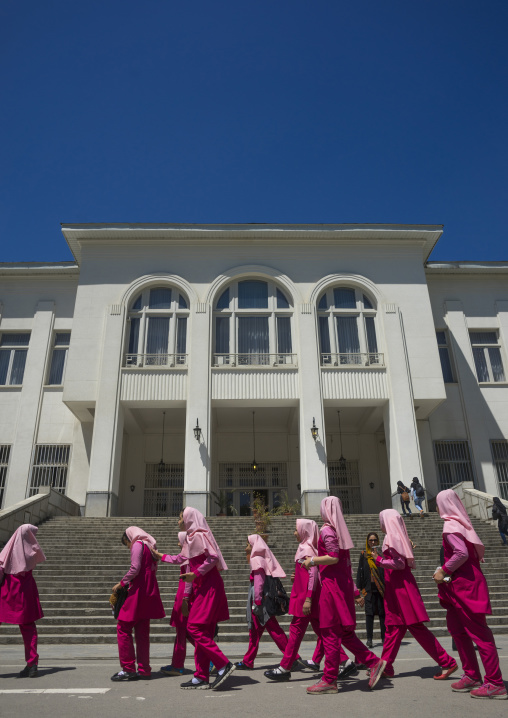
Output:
[194, 419, 202, 442]
[310, 417, 319, 441]
[158, 410, 166, 474]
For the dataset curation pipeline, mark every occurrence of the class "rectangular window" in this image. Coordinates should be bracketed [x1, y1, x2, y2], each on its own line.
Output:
[334, 288, 356, 309]
[434, 440, 474, 490]
[365, 316, 378, 356]
[215, 316, 230, 354]
[176, 317, 187, 357]
[0, 333, 30, 386]
[146, 317, 170, 362]
[319, 316, 331, 359]
[436, 330, 455, 383]
[276, 316, 292, 356]
[0, 445, 11, 508]
[491, 440, 508, 501]
[47, 333, 71, 385]
[470, 331, 505, 383]
[336, 316, 361, 364]
[29, 444, 70, 497]
[238, 316, 269, 363]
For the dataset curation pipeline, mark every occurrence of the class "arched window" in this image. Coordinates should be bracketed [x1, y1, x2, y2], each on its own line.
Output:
[317, 287, 381, 366]
[125, 286, 189, 367]
[213, 280, 294, 366]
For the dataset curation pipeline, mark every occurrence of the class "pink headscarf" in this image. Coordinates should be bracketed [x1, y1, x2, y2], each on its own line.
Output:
[178, 530, 189, 567]
[0, 524, 46, 575]
[436, 489, 485, 562]
[320, 496, 354, 550]
[125, 526, 157, 551]
[248, 534, 286, 577]
[294, 519, 319, 561]
[379, 509, 415, 568]
[182, 507, 228, 571]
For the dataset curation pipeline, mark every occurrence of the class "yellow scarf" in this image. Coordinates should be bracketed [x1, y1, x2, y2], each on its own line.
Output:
[365, 536, 385, 597]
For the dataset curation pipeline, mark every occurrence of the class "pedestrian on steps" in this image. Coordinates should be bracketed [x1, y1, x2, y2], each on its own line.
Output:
[153, 508, 235, 690]
[236, 534, 300, 671]
[434, 490, 507, 700]
[368, 509, 457, 690]
[491, 497, 508, 546]
[411, 478, 425, 517]
[0, 524, 45, 678]
[265, 519, 322, 682]
[396, 481, 412, 516]
[304, 496, 379, 695]
[160, 531, 195, 676]
[111, 526, 165, 681]
[356, 532, 386, 647]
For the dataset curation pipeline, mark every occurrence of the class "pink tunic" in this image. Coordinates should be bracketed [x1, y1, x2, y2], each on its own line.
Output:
[289, 561, 320, 618]
[0, 570, 43, 624]
[376, 548, 428, 627]
[439, 534, 491, 616]
[118, 542, 166, 622]
[317, 526, 356, 629]
[170, 565, 191, 628]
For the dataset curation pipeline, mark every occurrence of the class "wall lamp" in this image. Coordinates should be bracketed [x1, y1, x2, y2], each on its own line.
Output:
[311, 417, 319, 441]
[130, 484, 136, 492]
[193, 419, 202, 441]
[369, 482, 375, 489]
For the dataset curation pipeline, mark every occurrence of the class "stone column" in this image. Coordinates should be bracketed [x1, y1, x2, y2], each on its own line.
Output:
[382, 304, 423, 502]
[297, 305, 328, 515]
[85, 304, 125, 516]
[183, 303, 211, 516]
[4, 301, 55, 507]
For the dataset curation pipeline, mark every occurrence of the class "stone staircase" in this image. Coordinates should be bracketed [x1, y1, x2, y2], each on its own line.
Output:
[0, 514, 506, 645]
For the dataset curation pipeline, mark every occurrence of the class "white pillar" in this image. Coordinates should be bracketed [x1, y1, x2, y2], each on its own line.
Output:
[85, 305, 125, 516]
[382, 304, 423, 503]
[445, 300, 498, 494]
[183, 305, 211, 516]
[4, 302, 55, 507]
[297, 307, 328, 515]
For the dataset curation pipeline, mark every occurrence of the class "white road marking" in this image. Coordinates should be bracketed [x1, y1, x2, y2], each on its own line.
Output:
[0, 688, 110, 694]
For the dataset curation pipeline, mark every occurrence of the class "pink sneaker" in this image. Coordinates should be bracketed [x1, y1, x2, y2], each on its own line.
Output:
[451, 675, 482, 692]
[306, 679, 338, 695]
[470, 683, 508, 700]
[368, 660, 387, 690]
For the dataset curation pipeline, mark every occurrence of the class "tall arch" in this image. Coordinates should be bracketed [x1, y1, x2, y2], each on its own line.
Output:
[206, 264, 302, 308]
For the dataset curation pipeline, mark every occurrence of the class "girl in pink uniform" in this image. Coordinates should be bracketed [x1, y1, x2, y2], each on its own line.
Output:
[111, 526, 166, 681]
[236, 534, 295, 670]
[434, 489, 506, 700]
[265, 519, 321, 681]
[369, 509, 457, 690]
[304, 496, 378, 695]
[0, 524, 45, 678]
[154, 507, 235, 690]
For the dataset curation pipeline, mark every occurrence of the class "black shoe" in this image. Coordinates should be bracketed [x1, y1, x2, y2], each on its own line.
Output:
[180, 678, 210, 690]
[366, 639, 373, 648]
[210, 661, 236, 690]
[264, 668, 291, 682]
[111, 671, 138, 682]
[337, 662, 359, 680]
[234, 661, 253, 670]
[18, 664, 37, 679]
[300, 659, 320, 670]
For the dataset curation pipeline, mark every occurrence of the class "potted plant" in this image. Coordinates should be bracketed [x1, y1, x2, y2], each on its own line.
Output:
[211, 490, 235, 516]
[273, 490, 301, 516]
[251, 492, 272, 540]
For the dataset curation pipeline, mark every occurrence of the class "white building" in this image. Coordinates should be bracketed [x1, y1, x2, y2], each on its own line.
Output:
[0, 224, 507, 517]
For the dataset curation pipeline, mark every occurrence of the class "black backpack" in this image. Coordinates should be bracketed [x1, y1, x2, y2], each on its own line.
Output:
[416, 485, 425, 498]
[262, 575, 289, 617]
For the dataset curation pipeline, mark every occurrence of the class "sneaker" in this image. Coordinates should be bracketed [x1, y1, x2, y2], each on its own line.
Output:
[368, 659, 387, 690]
[451, 675, 482, 692]
[470, 683, 508, 700]
[180, 678, 210, 690]
[111, 670, 138, 682]
[210, 661, 236, 690]
[234, 661, 253, 670]
[337, 661, 358, 680]
[306, 679, 338, 694]
[301, 659, 320, 670]
[161, 664, 185, 676]
[434, 663, 458, 680]
[366, 666, 394, 679]
[18, 664, 37, 679]
[264, 667, 291, 682]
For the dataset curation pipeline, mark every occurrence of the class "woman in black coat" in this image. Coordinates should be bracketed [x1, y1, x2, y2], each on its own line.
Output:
[492, 497, 508, 546]
[396, 480, 412, 516]
[356, 532, 385, 647]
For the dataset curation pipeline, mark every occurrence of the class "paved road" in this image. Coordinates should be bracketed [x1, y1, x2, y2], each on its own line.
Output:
[0, 636, 507, 717]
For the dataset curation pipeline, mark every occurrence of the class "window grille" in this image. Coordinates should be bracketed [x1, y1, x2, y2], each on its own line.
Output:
[29, 444, 70, 496]
[328, 460, 362, 513]
[436, 330, 455, 383]
[469, 331, 505, 383]
[0, 445, 11, 508]
[434, 441, 474, 490]
[143, 463, 184, 516]
[491, 441, 508, 501]
[0, 333, 30, 386]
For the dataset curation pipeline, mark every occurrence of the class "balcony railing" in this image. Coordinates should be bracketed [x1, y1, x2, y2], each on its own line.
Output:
[213, 353, 297, 367]
[321, 352, 384, 367]
[124, 353, 187, 368]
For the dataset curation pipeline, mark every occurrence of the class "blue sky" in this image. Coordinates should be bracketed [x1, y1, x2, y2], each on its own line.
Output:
[1, 1, 507, 262]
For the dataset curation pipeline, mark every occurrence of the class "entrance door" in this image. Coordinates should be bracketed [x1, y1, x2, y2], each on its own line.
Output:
[218, 462, 287, 516]
[328, 460, 362, 513]
[143, 463, 184, 516]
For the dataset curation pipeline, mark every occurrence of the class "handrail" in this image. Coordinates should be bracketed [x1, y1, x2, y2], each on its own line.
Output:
[0, 487, 80, 546]
[213, 353, 297, 367]
[320, 352, 384, 367]
[124, 353, 187, 368]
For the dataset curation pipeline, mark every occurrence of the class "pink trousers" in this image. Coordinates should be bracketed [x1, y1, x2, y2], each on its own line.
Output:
[446, 608, 504, 687]
[171, 622, 196, 669]
[243, 615, 289, 667]
[280, 616, 321, 670]
[117, 618, 151, 676]
[382, 622, 455, 674]
[19, 623, 38, 666]
[321, 625, 344, 684]
[187, 622, 229, 681]
[312, 632, 368, 671]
